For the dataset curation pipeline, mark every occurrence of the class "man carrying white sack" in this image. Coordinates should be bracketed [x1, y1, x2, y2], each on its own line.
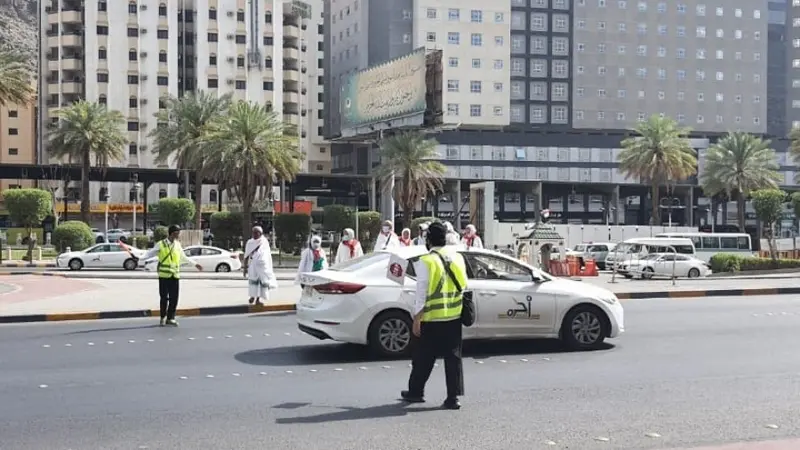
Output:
[373, 220, 400, 252]
[244, 226, 278, 306]
[461, 224, 484, 249]
[335, 228, 364, 264]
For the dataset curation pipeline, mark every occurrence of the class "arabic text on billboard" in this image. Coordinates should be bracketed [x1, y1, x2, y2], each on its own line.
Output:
[340, 49, 426, 129]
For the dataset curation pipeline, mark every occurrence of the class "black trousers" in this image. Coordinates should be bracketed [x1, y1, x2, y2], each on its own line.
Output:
[158, 277, 180, 320]
[407, 318, 464, 399]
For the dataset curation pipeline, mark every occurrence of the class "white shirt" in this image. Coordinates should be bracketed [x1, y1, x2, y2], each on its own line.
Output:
[373, 232, 400, 252]
[411, 258, 429, 316]
[461, 235, 484, 249]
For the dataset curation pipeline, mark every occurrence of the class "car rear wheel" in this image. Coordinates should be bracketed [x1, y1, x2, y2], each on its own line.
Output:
[640, 267, 654, 280]
[687, 267, 701, 278]
[123, 258, 138, 271]
[561, 305, 609, 351]
[368, 310, 413, 358]
[215, 263, 231, 272]
[68, 258, 83, 271]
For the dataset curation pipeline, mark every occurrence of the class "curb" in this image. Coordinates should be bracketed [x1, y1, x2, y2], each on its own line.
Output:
[615, 287, 800, 300]
[1, 263, 57, 268]
[2, 286, 799, 325]
[0, 303, 298, 324]
[0, 272, 296, 281]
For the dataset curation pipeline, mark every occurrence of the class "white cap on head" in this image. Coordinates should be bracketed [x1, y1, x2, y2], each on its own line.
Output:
[252, 225, 263, 233]
[466, 224, 476, 232]
[444, 222, 454, 232]
[311, 235, 322, 244]
[401, 228, 411, 236]
[343, 228, 355, 239]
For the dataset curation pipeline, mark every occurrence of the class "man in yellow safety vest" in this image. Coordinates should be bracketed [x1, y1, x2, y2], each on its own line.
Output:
[401, 221, 467, 410]
[141, 225, 203, 326]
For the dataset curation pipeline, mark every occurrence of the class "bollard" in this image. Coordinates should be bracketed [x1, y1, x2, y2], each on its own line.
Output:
[37, 247, 42, 261]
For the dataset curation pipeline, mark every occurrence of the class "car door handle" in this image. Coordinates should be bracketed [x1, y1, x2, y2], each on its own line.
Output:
[402, 288, 415, 293]
[480, 291, 497, 296]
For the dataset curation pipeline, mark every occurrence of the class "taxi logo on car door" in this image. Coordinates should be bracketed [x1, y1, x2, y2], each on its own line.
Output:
[497, 295, 541, 320]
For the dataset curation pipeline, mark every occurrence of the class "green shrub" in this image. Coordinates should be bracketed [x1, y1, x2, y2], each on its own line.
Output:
[274, 213, 312, 254]
[153, 226, 169, 242]
[134, 235, 150, 249]
[709, 253, 800, 272]
[356, 211, 382, 250]
[322, 204, 355, 232]
[409, 216, 438, 232]
[52, 221, 94, 252]
[156, 198, 196, 227]
[210, 211, 243, 249]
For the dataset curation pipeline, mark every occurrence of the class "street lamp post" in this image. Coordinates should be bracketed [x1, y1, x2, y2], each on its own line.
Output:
[659, 197, 683, 228]
[601, 206, 615, 241]
[132, 183, 140, 237]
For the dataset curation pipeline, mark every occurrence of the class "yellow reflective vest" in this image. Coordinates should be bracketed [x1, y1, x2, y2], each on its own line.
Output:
[419, 249, 467, 322]
[157, 239, 183, 279]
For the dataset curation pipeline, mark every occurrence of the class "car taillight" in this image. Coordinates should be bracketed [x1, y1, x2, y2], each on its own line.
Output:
[313, 282, 365, 294]
[230, 254, 238, 259]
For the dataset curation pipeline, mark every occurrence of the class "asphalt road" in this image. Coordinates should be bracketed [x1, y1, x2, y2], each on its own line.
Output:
[2, 295, 800, 449]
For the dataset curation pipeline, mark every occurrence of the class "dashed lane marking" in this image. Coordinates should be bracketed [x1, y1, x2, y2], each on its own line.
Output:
[34, 332, 310, 349]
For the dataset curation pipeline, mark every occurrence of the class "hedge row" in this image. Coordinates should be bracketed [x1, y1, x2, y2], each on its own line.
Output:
[709, 253, 800, 273]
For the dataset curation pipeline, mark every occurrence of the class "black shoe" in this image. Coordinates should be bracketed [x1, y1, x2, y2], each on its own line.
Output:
[442, 398, 461, 410]
[400, 390, 425, 403]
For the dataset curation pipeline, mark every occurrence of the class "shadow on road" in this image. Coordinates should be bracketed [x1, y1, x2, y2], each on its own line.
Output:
[273, 401, 440, 424]
[234, 339, 614, 367]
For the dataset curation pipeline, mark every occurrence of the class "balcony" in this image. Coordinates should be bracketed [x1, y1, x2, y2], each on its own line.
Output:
[283, 68, 300, 82]
[283, 113, 299, 125]
[60, 11, 82, 23]
[283, 25, 300, 38]
[61, 33, 82, 47]
[61, 82, 83, 95]
[61, 58, 82, 71]
[283, 47, 300, 61]
[283, 91, 299, 104]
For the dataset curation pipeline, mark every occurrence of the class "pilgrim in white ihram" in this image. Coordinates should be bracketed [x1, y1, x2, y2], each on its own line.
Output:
[443, 221, 461, 246]
[461, 224, 484, 248]
[335, 228, 364, 264]
[373, 220, 400, 252]
[399, 228, 412, 247]
[296, 235, 328, 283]
[244, 226, 278, 305]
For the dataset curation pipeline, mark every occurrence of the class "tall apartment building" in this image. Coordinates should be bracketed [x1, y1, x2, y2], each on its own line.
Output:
[0, 99, 37, 191]
[324, 0, 787, 226]
[39, 0, 328, 206]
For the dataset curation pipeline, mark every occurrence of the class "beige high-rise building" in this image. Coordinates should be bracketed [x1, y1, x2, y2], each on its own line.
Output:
[0, 99, 37, 191]
[39, 0, 329, 205]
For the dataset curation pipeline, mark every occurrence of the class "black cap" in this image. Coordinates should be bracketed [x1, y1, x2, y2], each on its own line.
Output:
[168, 225, 181, 234]
[427, 222, 446, 240]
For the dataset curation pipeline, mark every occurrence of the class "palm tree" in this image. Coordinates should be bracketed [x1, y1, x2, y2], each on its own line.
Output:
[150, 91, 232, 228]
[47, 101, 127, 223]
[702, 132, 781, 231]
[374, 131, 446, 228]
[202, 101, 301, 238]
[0, 47, 34, 106]
[619, 115, 697, 225]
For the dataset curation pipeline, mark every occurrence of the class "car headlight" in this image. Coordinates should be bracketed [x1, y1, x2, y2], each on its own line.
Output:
[599, 296, 617, 305]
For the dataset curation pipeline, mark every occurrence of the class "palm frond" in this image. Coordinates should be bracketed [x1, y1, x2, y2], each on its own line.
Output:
[47, 101, 127, 165]
[149, 90, 232, 172]
[700, 132, 781, 198]
[618, 114, 697, 185]
[0, 48, 34, 106]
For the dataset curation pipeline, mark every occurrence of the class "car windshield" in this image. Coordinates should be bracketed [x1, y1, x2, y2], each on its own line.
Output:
[328, 252, 391, 272]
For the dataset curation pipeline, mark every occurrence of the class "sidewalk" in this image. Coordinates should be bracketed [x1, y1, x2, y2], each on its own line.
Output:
[0, 274, 798, 325]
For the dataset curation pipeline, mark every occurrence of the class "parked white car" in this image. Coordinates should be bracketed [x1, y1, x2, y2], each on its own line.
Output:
[143, 245, 242, 273]
[618, 253, 710, 279]
[297, 246, 624, 357]
[57, 243, 146, 271]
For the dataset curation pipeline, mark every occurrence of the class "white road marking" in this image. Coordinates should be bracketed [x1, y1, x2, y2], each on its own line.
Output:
[42, 344, 50, 348]
[358, 366, 367, 370]
[106, 341, 114, 344]
[38, 384, 48, 388]
[188, 338, 196, 341]
[765, 424, 779, 429]
[264, 333, 270, 336]
[87, 342, 94, 346]
[205, 374, 214, 378]
[225, 335, 233, 338]
[147, 339, 155, 342]
[544, 441, 556, 446]
[285, 370, 293, 374]
[207, 336, 214, 339]
[594, 436, 610, 442]
[309, 369, 318, 372]
[128, 340, 136, 343]
[259, 372, 267, 376]
[499, 359, 507, 363]
[284, 332, 291, 336]
[179, 376, 188, 380]
[232, 373, 241, 377]
[64, 344, 72, 347]
[244, 334, 252, 338]
[474, 361, 484, 364]
[334, 368, 343, 371]
[382, 365, 391, 369]
[542, 357, 551, 361]
[645, 432, 661, 438]
[519, 358, 528, 362]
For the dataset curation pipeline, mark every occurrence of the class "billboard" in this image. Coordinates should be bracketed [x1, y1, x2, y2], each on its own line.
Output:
[339, 48, 427, 130]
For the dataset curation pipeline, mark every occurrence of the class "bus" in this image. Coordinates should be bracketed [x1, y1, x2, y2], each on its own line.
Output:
[605, 237, 696, 269]
[655, 232, 753, 262]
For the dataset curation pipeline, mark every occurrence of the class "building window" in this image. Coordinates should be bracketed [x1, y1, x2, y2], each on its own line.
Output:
[97, 25, 109, 35]
[470, 104, 481, 117]
[129, 97, 138, 108]
[265, 12, 272, 23]
[472, 59, 480, 69]
[426, 32, 436, 42]
[158, 3, 167, 16]
[447, 80, 459, 92]
[208, 33, 218, 42]
[470, 81, 482, 93]
[159, 51, 167, 63]
[447, 104, 459, 115]
[427, 8, 436, 19]
[97, 73, 109, 83]
[263, 81, 274, 90]
[129, 143, 138, 155]
[98, 1, 107, 11]
[449, 8, 459, 20]
[447, 32, 459, 44]
[471, 10, 482, 22]
[128, 75, 139, 84]
[98, 48, 107, 59]
[128, 1, 137, 14]
[8, 148, 18, 155]
[127, 122, 139, 131]
[98, 95, 107, 105]
[129, 49, 137, 61]
[235, 80, 246, 90]
[208, 78, 218, 88]
[157, 29, 169, 39]
[127, 27, 139, 37]
[471, 33, 482, 46]
[448, 57, 458, 67]
[157, 76, 169, 86]
[237, 10, 245, 21]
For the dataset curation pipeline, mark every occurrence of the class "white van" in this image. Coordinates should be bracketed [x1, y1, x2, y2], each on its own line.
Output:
[605, 237, 696, 270]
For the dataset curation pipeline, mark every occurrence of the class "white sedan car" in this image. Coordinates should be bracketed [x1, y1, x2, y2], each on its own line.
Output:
[620, 253, 710, 279]
[297, 246, 624, 357]
[57, 243, 146, 271]
[143, 245, 242, 273]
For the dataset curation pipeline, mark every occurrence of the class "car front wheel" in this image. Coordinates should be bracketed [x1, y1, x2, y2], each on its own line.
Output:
[561, 305, 609, 351]
[368, 310, 413, 358]
[68, 258, 83, 271]
[687, 267, 701, 278]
